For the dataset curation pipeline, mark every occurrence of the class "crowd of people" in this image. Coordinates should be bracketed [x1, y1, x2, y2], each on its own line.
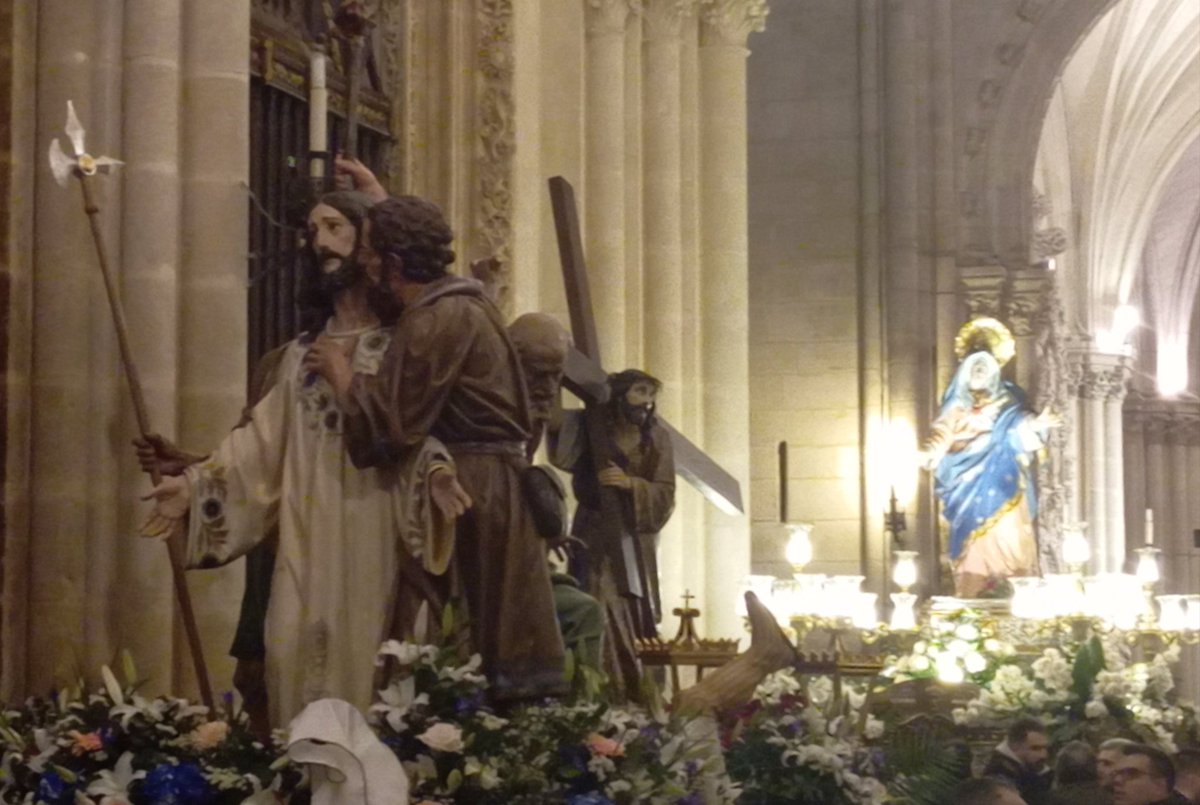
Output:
[952, 717, 1200, 805]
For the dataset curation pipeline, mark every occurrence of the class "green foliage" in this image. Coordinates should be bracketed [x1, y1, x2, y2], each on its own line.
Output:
[1069, 636, 1106, 707]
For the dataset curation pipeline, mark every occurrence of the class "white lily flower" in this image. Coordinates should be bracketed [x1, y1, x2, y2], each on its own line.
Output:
[86, 751, 145, 804]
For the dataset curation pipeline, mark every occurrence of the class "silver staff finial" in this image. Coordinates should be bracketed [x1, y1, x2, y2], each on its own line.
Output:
[48, 100, 123, 188]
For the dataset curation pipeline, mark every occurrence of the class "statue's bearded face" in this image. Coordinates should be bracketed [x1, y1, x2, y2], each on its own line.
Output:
[308, 203, 362, 296]
[620, 380, 658, 426]
[522, 349, 566, 421]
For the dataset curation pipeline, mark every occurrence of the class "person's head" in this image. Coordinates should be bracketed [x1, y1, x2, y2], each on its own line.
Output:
[1174, 748, 1200, 802]
[607, 369, 662, 432]
[299, 190, 375, 326]
[1007, 717, 1050, 770]
[360, 196, 456, 315]
[1055, 740, 1098, 786]
[951, 778, 1026, 805]
[1099, 738, 1138, 788]
[1112, 744, 1174, 805]
[508, 313, 572, 422]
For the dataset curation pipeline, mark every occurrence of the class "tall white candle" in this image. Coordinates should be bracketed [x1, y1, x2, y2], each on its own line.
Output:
[1145, 508, 1154, 546]
[309, 49, 328, 179]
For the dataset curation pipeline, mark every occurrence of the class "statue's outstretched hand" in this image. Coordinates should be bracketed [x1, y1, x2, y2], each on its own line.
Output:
[430, 467, 473, 521]
[1034, 409, 1063, 431]
[139, 475, 191, 540]
[132, 432, 202, 477]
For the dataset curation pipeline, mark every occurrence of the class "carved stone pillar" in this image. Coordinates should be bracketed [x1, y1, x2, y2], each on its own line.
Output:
[959, 265, 1006, 320]
[698, 0, 766, 638]
[584, 0, 632, 368]
[176, 0, 251, 698]
[1075, 352, 1131, 573]
[641, 0, 692, 630]
[1006, 268, 1049, 393]
[1168, 412, 1197, 591]
[1031, 282, 1071, 573]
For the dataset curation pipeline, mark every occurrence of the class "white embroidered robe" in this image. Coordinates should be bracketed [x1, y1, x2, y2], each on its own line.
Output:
[182, 325, 451, 723]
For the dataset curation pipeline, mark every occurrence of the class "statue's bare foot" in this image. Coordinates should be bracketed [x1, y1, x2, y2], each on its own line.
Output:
[744, 591, 798, 671]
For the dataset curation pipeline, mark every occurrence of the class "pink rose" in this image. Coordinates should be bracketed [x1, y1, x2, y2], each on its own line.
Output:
[187, 720, 230, 750]
[69, 730, 104, 755]
[586, 733, 625, 758]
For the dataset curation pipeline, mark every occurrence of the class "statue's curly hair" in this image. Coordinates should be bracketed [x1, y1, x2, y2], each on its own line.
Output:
[367, 195, 456, 282]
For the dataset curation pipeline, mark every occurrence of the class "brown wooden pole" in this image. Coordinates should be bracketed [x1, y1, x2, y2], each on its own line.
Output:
[76, 171, 215, 710]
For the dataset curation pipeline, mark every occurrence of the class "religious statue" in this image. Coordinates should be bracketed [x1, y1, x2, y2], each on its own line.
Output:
[506, 312, 607, 674]
[140, 189, 466, 725]
[549, 369, 676, 698]
[303, 196, 568, 702]
[923, 318, 1060, 598]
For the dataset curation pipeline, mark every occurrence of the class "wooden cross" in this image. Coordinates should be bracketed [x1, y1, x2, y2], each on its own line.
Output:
[548, 176, 745, 517]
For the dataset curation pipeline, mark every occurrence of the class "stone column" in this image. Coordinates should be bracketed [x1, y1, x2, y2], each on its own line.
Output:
[1076, 352, 1129, 573]
[1143, 414, 1167, 563]
[584, 0, 631, 369]
[698, 0, 766, 638]
[177, 0, 250, 696]
[114, 0, 184, 691]
[641, 0, 691, 631]
[1168, 414, 1194, 592]
[30, 0, 116, 689]
[1102, 364, 1130, 574]
[642, 0, 687, 412]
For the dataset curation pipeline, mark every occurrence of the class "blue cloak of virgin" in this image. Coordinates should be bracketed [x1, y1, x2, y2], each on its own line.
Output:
[933, 352, 1038, 563]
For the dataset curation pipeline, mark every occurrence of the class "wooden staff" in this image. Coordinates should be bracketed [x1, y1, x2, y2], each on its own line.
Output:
[75, 172, 214, 710]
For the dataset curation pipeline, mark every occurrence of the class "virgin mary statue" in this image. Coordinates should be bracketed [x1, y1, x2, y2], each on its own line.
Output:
[924, 318, 1059, 597]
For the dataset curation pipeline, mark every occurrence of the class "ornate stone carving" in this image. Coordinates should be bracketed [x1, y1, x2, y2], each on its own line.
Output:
[586, 0, 637, 37]
[1077, 357, 1131, 401]
[1032, 284, 1071, 574]
[644, 0, 697, 39]
[1032, 227, 1068, 259]
[475, 0, 516, 314]
[699, 0, 768, 47]
[379, 0, 408, 186]
[1031, 191, 1052, 221]
[960, 266, 1007, 319]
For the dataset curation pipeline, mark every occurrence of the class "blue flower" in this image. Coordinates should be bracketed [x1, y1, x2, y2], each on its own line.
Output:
[142, 762, 213, 804]
[677, 795, 703, 805]
[36, 771, 76, 805]
[567, 794, 614, 805]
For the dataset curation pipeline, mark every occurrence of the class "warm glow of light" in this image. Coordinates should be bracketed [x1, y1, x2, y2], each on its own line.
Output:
[1156, 339, 1189, 397]
[890, 592, 917, 631]
[892, 551, 919, 591]
[1009, 577, 1042, 620]
[1135, 547, 1161, 586]
[1096, 304, 1140, 353]
[1156, 595, 1186, 631]
[1061, 524, 1091, 569]
[785, 523, 814, 573]
[737, 575, 776, 619]
[883, 419, 919, 502]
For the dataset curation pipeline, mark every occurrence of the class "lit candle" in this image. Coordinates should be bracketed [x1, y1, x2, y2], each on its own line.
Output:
[309, 48, 328, 179]
[1145, 508, 1154, 546]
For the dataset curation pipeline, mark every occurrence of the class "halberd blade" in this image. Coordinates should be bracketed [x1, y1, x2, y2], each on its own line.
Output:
[48, 138, 74, 187]
[64, 100, 87, 156]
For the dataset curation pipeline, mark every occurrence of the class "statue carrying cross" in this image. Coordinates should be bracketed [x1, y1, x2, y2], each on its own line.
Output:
[544, 177, 743, 698]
